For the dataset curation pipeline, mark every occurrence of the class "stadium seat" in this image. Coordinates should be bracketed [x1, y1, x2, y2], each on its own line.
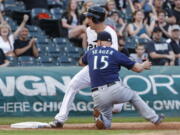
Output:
[36, 44, 48, 56]
[3, 20, 17, 32]
[138, 38, 151, 45]
[6, 56, 18, 66]
[45, 46, 61, 58]
[4, 0, 16, 5]
[18, 56, 35, 66]
[36, 43, 53, 57]
[53, 38, 74, 48]
[27, 25, 46, 38]
[47, 0, 63, 8]
[27, 25, 38, 32]
[31, 8, 51, 25]
[68, 53, 80, 61]
[51, 14, 60, 19]
[16, 1, 26, 10]
[57, 56, 74, 66]
[31, 8, 50, 18]
[65, 46, 83, 60]
[50, 8, 64, 19]
[64, 46, 80, 53]
[50, 8, 64, 15]
[53, 38, 69, 45]
[4, 16, 18, 28]
[4, 0, 25, 13]
[36, 38, 51, 45]
[26, 25, 43, 33]
[37, 56, 55, 66]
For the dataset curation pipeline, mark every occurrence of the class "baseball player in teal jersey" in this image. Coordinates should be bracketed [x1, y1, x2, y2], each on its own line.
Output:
[80, 31, 165, 129]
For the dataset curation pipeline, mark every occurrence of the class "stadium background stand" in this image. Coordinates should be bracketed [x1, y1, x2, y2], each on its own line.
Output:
[2, 0, 179, 66]
[2, 0, 83, 66]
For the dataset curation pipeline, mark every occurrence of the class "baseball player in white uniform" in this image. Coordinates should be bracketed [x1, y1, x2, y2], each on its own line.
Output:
[50, 6, 123, 128]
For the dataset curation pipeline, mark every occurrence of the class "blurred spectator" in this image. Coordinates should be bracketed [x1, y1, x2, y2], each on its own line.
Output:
[0, 48, 9, 67]
[14, 27, 39, 57]
[0, 0, 4, 12]
[79, 0, 94, 25]
[22, 0, 48, 10]
[172, 0, 180, 24]
[0, 11, 5, 24]
[91, 0, 107, 5]
[153, 0, 176, 24]
[114, 0, 127, 10]
[105, 10, 118, 29]
[105, 9, 127, 36]
[105, 0, 117, 14]
[162, 0, 174, 10]
[127, 10, 156, 40]
[127, 0, 152, 14]
[0, 15, 29, 56]
[169, 25, 180, 65]
[130, 44, 148, 63]
[156, 9, 171, 38]
[61, 0, 86, 48]
[128, 0, 145, 13]
[118, 36, 129, 56]
[147, 27, 175, 65]
[0, 24, 14, 56]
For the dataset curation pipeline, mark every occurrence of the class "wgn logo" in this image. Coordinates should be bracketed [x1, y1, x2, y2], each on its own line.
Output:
[0, 75, 179, 97]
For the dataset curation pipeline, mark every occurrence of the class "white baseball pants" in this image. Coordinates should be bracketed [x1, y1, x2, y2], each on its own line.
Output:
[55, 66, 123, 123]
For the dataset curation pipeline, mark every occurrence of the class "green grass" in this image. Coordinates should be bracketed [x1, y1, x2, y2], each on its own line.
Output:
[0, 117, 179, 135]
[0, 116, 180, 125]
[0, 129, 178, 135]
[0, 130, 158, 135]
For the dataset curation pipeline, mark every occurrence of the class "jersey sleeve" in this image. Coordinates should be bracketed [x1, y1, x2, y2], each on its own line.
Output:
[111, 33, 118, 50]
[109, 28, 118, 51]
[82, 52, 88, 65]
[115, 51, 135, 69]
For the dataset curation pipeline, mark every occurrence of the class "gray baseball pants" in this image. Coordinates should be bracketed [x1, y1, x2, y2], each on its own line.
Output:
[92, 80, 159, 129]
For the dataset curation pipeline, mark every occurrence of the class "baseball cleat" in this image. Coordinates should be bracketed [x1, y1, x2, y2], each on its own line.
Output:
[93, 108, 105, 129]
[154, 114, 165, 125]
[49, 120, 63, 128]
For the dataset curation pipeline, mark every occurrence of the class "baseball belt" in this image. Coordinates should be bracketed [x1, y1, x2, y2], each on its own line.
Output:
[91, 82, 116, 92]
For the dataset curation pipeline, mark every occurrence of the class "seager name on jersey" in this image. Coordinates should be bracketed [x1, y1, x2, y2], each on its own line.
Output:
[92, 49, 114, 55]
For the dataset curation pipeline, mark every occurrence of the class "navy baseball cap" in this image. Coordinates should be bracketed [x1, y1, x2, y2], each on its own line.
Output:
[153, 27, 162, 33]
[96, 31, 112, 42]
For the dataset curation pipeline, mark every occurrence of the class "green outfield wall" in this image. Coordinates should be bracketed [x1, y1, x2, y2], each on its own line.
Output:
[0, 66, 179, 117]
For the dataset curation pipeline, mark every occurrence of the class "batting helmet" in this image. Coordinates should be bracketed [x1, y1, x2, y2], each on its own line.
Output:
[86, 6, 106, 24]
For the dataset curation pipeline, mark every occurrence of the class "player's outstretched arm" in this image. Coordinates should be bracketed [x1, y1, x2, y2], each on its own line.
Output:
[131, 60, 152, 73]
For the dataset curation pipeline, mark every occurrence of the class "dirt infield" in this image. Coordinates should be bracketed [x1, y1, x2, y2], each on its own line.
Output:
[0, 122, 180, 130]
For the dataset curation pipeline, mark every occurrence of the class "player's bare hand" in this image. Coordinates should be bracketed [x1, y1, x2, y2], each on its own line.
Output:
[143, 60, 152, 70]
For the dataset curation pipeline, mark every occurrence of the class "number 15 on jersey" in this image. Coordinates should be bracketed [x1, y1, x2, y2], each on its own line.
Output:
[93, 56, 109, 70]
